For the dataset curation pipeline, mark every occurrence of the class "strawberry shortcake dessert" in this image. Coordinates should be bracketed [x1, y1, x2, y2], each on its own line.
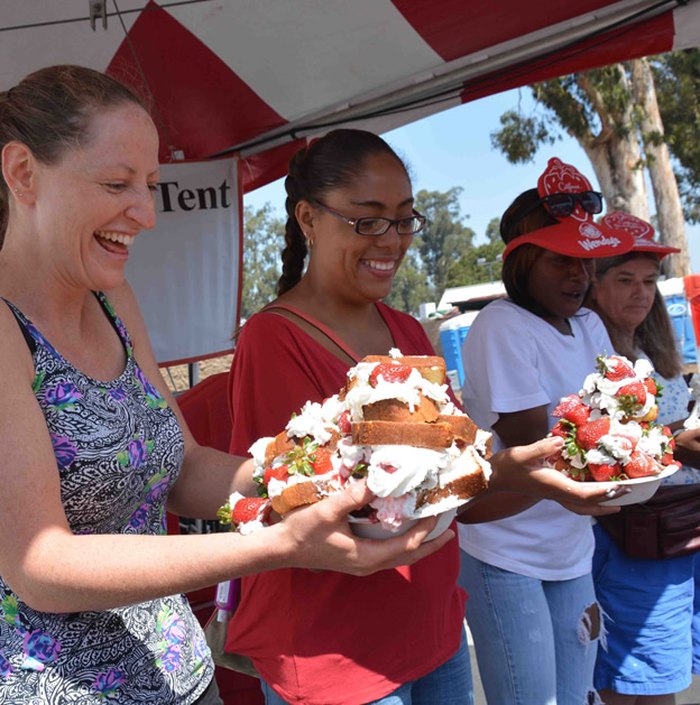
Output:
[219, 349, 491, 536]
[549, 354, 680, 482]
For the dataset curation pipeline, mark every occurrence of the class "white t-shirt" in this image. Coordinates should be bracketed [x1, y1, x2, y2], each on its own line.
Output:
[458, 299, 613, 580]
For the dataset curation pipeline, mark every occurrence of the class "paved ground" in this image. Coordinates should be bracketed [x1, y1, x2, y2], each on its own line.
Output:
[466, 628, 700, 705]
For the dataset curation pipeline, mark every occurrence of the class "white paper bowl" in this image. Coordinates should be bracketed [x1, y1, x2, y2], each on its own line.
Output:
[597, 465, 679, 506]
[348, 508, 457, 542]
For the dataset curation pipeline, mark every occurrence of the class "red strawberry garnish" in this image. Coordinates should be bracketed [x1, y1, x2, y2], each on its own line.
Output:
[263, 464, 289, 486]
[616, 381, 647, 406]
[660, 452, 677, 466]
[311, 446, 334, 475]
[553, 395, 590, 426]
[624, 450, 658, 478]
[550, 421, 570, 438]
[576, 417, 611, 451]
[589, 462, 621, 482]
[337, 410, 352, 436]
[602, 355, 636, 381]
[643, 378, 658, 396]
[232, 497, 270, 525]
[369, 362, 412, 388]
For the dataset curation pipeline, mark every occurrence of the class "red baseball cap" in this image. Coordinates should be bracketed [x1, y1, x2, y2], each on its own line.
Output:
[503, 158, 635, 259]
[600, 212, 680, 258]
[502, 218, 636, 260]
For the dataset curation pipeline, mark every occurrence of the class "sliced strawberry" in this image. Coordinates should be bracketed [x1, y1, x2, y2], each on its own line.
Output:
[378, 463, 398, 474]
[588, 462, 621, 482]
[553, 395, 590, 426]
[660, 452, 676, 466]
[369, 362, 413, 388]
[232, 496, 270, 525]
[263, 464, 289, 485]
[311, 446, 334, 475]
[576, 417, 611, 451]
[616, 381, 647, 406]
[624, 450, 658, 478]
[643, 377, 658, 396]
[600, 355, 636, 381]
[337, 410, 352, 436]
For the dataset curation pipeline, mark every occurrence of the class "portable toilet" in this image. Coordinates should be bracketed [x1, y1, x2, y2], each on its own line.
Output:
[684, 274, 700, 364]
[439, 311, 479, 390]
[659, 277, 697, 366]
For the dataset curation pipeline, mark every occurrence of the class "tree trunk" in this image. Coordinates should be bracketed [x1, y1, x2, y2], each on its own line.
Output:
[630, 58, 691, 278]
[575, 69, 649, 220]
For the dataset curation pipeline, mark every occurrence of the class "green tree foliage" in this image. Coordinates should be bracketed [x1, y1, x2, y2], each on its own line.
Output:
[447, 233, 505, 288]
[413, 188, 476, 297]
[484, 216, 501, 244]
[241, 204, 285, 319]
[491, 52, 700, 222]
[383, 247, 434, 313]
[652, 50, 700, 222]
[491, 65, 637, 164]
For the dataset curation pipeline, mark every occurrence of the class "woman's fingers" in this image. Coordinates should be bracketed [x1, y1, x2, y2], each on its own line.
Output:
[489, 436, 632, 507]
[278, 480, 454, 576]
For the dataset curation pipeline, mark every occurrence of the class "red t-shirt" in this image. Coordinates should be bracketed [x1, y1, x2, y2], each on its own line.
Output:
[225, 303, 465, 705]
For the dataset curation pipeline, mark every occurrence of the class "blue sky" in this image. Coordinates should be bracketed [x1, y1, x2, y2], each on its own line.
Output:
[245, 88, 699, 272]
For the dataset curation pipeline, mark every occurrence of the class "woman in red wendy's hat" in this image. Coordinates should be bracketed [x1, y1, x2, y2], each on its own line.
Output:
[586, 214, 700, 704]
[456, 158, 635, 705]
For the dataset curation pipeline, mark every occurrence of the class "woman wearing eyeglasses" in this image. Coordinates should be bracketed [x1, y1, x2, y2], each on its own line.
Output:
[457, 158, 635, 705]
[223, 129, 473, 705]
[222, 139, 617, 705]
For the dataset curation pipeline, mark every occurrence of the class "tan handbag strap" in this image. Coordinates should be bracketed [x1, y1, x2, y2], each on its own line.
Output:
[263, 303, 360, 366]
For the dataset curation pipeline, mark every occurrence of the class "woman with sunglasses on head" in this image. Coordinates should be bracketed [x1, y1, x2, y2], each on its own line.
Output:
[223, 139, 619, 705]
[457, 158, 636, 705]
[585, 216, 700, 705]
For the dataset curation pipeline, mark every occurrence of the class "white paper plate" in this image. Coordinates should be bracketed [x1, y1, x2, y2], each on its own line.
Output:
[348, 508, 457, 542]
[597, 465, 679, 506]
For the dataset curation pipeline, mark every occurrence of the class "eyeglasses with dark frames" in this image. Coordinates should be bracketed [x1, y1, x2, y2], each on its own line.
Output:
[312, 200, 426, 236]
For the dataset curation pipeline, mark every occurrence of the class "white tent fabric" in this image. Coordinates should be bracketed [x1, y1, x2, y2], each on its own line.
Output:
[124, 158, 240, 365]
[2, 0, 698, 190]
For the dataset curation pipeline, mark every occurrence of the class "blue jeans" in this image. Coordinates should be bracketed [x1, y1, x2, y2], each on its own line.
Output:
[459, 550, 599, 705]
[260, 630, 473, 705]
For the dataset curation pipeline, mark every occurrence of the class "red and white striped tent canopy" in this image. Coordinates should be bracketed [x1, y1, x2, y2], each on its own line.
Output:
[1, 0, 699, 364]
[2, 0, 699, 192]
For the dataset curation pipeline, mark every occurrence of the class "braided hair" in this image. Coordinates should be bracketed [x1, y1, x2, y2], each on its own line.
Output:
[277, 129, 407, 295]
[0, 65, 146, 248]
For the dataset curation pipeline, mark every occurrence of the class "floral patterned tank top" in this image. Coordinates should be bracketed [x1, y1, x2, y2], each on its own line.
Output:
[0, 293, 214, 704]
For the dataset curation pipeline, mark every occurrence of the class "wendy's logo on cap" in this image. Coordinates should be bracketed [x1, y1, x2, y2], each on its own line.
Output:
[577, 221, 623, 252]
[579, 222, 602, 239]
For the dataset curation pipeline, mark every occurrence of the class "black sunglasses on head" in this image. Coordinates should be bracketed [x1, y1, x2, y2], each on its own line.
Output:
[504, 190, 604, 238]
[538, 191, 604, 218]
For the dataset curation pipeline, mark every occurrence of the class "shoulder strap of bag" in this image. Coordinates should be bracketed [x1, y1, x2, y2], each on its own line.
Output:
[262, 303, 360, 366]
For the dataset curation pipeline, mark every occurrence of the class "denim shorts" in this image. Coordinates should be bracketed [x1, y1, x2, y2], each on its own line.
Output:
[593, 523, 694, 695]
